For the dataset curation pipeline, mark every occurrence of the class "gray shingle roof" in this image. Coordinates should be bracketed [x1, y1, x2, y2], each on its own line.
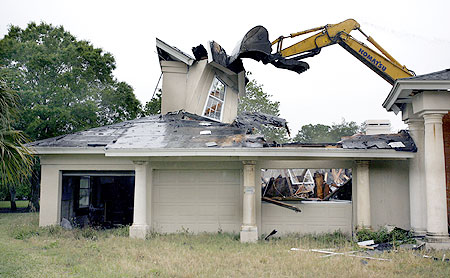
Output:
[30, 112, 269, 149]
[401, 68, 450, 81]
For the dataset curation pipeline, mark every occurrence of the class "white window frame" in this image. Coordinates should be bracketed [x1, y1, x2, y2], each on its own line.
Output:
[202, 76, 226, 121]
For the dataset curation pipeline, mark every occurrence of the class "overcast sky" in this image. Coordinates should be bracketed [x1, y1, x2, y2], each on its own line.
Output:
[2, 0, 450, 135]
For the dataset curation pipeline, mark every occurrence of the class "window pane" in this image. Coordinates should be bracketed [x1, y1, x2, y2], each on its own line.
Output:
[79, 177, 90, 208]
[204, 97, 222, 120]
[209, 77, 225, 101]
[79, 189, 89, 208]
[204, 76, 226, 121]
[80, 177, 89, 189]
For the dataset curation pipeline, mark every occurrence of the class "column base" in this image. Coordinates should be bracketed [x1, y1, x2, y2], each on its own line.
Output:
[412, 229, 427, 238]
[129, 224, 150, 239]
[426, 232, 450, 243]
[355, 225, 372, 231]
[240, 225, 258, 243]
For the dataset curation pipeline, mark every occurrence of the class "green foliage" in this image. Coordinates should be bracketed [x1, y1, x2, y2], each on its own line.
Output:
[356, 227, 415, 245]
[294, 118, 362, 143]
[0, 81, 33, 189]
[142, 90, 162, 116]
[0, 22, 142, 141]
[238, 76, 289, 143]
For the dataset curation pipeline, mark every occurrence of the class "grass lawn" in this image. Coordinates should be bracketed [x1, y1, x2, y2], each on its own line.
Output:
[0, 200, 29, 209]
[0, 213, 449, 278]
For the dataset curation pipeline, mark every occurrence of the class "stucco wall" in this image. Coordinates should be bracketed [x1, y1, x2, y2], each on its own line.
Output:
[262, 201, 352, 236]
[39, 155, 411, 236]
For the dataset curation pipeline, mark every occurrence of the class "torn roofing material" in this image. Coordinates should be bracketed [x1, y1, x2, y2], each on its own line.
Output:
[234, 112, 290, 136]
[339, 130, 417, 152]
[30, 111, 271, 149]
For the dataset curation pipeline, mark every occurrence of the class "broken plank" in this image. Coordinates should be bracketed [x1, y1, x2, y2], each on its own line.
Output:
[262, 197, 301, 212]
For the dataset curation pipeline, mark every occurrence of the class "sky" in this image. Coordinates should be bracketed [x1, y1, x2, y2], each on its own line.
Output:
[2, 0, 450, 135]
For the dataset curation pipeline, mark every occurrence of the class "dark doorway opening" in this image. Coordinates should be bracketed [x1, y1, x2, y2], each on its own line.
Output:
[61, 171, 135, 228]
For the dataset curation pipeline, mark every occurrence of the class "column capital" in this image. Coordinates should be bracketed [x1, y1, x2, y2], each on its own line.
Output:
[242, 160, 256, 166]
[422, 113, 444, 124]
[133, 161, 148, 166]
[356, 160, 370, 167]
[405, 117, 424, 126]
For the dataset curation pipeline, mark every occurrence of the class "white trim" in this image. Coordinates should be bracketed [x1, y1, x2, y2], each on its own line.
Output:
[33, 147, 414, 160]
[202, 76, 227, 122]
[33, 147, 106, 154]
[102, 147, 414, 159]
[156, 38, 194, 66]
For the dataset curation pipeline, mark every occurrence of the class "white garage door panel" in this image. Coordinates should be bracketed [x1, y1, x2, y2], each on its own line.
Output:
[153, 170, 241, 234]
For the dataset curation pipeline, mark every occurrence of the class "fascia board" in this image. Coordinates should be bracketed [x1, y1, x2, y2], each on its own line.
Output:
[104, 148, 414, 159]
[156, 38, 194, 66]
[34, 147, 105, 155]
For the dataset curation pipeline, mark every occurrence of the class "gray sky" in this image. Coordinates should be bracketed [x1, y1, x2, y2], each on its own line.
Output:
[2, 0, 450, 135]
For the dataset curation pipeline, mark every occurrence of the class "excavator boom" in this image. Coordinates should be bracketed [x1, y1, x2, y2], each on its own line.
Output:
[233, 19, 414, 84]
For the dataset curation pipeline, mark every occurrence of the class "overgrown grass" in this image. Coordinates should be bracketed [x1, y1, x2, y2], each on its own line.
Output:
[0, 213, 449, 278]
[0, 200, 29, 209]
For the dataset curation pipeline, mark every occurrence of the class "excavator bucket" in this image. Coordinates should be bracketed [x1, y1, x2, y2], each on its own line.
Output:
[230, 26, 309, 74]
[230, 26, 272, 63]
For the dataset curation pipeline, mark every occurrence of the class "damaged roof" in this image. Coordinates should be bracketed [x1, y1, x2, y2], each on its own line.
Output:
[31, 111, 416, 154]
[30, 112, 269, 149]
[339, 130, 417, 152]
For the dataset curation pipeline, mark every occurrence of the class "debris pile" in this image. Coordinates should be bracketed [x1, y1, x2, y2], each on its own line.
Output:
[262, 168, 352, 201]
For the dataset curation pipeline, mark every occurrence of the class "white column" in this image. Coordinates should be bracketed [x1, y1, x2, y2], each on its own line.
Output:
[356, 160, 371, 229]
[406, 119, 427, 236]
[423, 113, 449, 241]
[240, 160, 258, 243]
[39, 165, 61, 226]
[130, 161, 150, 239]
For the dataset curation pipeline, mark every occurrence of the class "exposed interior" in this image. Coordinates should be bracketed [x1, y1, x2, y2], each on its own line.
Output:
[262, 168, 352, 201]
[61, 171, 135, 228]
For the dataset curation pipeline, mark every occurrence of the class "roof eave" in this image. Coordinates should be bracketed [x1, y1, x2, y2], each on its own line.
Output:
[156, 38, 194, 66]
[383, 79, 450, 112]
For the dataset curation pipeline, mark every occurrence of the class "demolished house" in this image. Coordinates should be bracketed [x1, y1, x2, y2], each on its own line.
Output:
[32, 34, 450, 245]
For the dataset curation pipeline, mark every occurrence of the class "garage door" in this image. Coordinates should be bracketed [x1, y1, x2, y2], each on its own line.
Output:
[152, 169, 241, 233]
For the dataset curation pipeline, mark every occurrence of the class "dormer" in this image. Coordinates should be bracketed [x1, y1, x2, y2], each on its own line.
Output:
[156, 39, 245, 123]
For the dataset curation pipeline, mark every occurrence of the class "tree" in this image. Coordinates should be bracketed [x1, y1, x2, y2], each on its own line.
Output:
[238, 76, 289, 143]
[294, 119, 362, 143]
[0, 22, 142, 141]
[0, 81, 33, 210]
[142, 90, 162, 115]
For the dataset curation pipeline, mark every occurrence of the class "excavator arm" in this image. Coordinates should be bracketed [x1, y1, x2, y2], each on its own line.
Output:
[233, 19, 414, 84]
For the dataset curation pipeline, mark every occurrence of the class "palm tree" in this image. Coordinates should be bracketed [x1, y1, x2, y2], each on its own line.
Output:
[0, 81, 34, 210]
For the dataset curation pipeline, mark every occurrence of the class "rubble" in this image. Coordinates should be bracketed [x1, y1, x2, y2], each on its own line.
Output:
[262, 168, 352, 201]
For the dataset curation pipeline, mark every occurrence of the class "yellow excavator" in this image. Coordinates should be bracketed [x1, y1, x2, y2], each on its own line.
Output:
[231, 19, 415, 84]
